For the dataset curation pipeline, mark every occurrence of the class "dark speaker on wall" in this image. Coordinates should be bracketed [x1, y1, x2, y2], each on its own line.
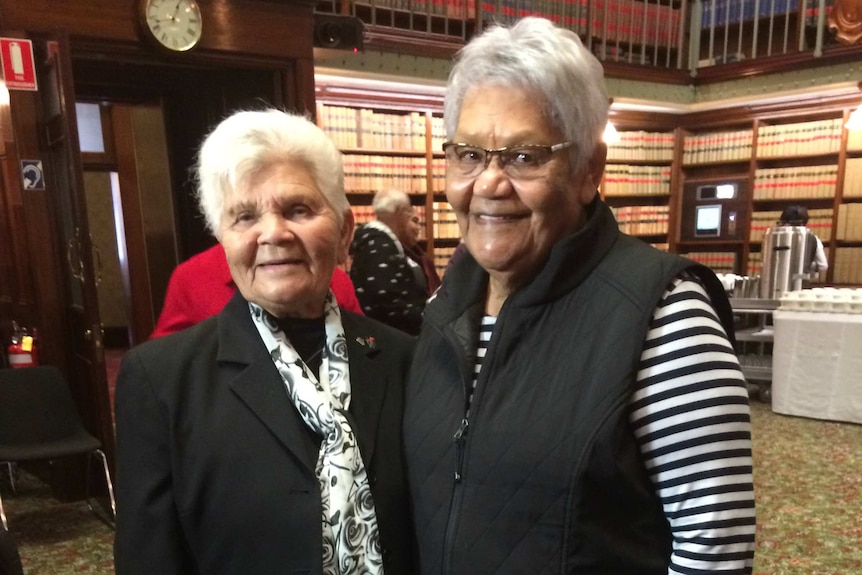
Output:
[313, 14, 364, 51]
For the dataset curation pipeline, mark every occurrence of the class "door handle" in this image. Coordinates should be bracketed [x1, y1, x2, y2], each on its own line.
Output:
[66, 232, 85, 283]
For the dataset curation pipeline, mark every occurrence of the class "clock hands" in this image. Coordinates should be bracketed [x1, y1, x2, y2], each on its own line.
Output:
[150, 2, 190, 26]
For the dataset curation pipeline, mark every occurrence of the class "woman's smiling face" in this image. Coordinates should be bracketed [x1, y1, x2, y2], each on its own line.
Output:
[445, 84, 604, 288]
[218, 160, 352, 318]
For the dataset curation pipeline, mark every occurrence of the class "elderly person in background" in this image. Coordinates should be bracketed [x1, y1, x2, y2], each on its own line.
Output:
[350, 189, 438, 335]
[114, 110, 415, 575]
[404, 17, 755, 575]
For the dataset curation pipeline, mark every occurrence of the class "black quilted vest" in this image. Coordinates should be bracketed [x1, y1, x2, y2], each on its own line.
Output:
[404, 197, 733, 575]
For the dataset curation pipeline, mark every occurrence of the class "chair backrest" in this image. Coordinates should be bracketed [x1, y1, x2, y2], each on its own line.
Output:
[0, 366, 90, 447]
[0, 527, 24, 575]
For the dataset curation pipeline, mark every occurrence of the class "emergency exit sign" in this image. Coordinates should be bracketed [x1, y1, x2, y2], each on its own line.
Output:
[0, 38, 37, 91]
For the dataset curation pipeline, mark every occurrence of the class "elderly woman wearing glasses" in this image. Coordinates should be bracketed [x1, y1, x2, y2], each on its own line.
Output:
[114, 110, 415, 575]
[404, 17, 756, 575]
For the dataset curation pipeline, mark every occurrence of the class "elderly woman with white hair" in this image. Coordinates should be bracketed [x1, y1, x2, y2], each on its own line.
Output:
[114, 109, 415, 575]
[404, 17, 756, 575]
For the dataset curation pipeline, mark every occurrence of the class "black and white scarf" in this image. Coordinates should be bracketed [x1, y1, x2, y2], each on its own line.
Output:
[249, 294, 384, 575]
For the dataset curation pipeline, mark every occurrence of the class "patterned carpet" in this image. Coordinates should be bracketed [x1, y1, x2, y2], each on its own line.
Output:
[2, 401, 860, 574]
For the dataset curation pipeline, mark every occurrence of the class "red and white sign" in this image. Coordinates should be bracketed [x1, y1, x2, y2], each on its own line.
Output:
[0, 38, 37, 91]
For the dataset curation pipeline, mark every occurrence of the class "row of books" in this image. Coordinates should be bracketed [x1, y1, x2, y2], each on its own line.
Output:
[433, 245, 460, 277]
[602, 164, 671, 196]
[756, 118, 843, 157]
[432, 201, 460, 239]
[343, 155, 445, 193]
[480, 0, 681, 48]
[836, 203, 862, 241]
[701, 0, 795, 29]
[681, 251, 737, 274]
[834, 248, 862, 284]
[354, 0, 478, 19]
[610, 205, 669, 236]
[842, 157, 862, 198]
[673, 120, 858, 165]
[682, 129, 753, 164]
[752, 165, 838, 200]
[430, 116, 447, 155]
[749, 209, 833, 243]
[606, 131, 675, 162]
[318, 104, 430, 151]
[746, 250, 762, 277]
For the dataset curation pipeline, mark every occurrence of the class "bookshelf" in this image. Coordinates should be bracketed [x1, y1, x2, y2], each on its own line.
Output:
[602, 128, 676, 248]
[676, 120, 753, 275]
[314, 88, 455, 269]
[315, 75, 862, 285]
[676, 104, 862, 285]
[836, 115, 862, 284]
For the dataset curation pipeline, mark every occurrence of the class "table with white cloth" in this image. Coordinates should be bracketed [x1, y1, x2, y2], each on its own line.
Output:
[772, 310, 862, 424]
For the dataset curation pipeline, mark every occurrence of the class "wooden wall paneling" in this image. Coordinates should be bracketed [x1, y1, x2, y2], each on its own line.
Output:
[0, 0, 316, 63]
[669, 126, 686, 252]
[5, 88, 71, 375]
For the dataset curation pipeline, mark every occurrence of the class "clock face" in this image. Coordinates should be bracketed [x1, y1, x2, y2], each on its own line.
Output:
[142, 0, 203, 52]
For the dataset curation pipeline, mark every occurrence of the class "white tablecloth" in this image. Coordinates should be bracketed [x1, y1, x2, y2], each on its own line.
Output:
[772, 310, 862, 424]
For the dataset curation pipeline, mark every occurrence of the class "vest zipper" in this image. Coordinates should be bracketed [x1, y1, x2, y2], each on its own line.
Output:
[437, 305, 491, 574]
[453, 417, 469, 482]
[442, 417, 469, 574]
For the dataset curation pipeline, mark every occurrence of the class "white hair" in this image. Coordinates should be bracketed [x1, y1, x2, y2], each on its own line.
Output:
[444, 17, 609, 175]
[372, 189, 411, 217]
[195, 109, 348, 238]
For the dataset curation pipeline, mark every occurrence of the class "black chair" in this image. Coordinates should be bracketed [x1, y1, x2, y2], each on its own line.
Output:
[0, 527, 23, 575]
[0, 366, 115, 530]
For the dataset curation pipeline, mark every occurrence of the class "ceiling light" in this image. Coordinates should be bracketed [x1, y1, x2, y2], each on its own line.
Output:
[603, 121, 621, 145]
[846, 105, 862, 131]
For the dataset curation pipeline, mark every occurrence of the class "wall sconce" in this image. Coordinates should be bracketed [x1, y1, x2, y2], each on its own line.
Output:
[603, 121, 620, 144]
[846, 105, 862, 131]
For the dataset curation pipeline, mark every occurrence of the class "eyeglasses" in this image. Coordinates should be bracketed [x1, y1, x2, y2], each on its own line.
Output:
[442, 141, 574, 179]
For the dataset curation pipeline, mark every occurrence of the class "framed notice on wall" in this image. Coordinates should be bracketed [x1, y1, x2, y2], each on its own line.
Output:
[0, 38, 37, 91]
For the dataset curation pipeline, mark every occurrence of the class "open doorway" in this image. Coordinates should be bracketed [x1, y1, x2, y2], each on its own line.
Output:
[77, 102, 178, 411]
[71, 57, 285, 423]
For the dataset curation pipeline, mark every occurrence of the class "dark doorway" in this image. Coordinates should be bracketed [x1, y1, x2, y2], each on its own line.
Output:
[72, 57, 287, 347]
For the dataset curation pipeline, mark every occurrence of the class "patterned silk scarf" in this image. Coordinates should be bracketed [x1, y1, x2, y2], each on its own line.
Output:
[249, 294, 384, 575]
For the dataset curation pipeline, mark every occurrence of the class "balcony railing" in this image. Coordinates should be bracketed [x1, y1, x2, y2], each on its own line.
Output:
[315, 0, 861, 78]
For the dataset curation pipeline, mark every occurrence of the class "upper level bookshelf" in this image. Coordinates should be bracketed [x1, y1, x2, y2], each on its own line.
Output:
[317, 0, 862, 81]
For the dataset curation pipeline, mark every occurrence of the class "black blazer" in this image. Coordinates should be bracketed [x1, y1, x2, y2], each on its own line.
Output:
[114, 292, 416, 575]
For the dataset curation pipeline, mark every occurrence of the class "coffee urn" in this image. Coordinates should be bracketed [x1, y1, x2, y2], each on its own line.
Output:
[759, 224, 814, 299]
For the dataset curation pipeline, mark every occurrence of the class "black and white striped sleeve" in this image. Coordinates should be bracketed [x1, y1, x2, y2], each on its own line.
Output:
[630, 277, 756, 575]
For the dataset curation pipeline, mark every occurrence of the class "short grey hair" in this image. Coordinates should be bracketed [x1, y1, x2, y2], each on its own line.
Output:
[444, 17, 609, 175]
[195, 109, 348, 238]
[372, 189, 411, 217]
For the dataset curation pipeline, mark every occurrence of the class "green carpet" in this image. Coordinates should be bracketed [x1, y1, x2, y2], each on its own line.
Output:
[2, 401, 860, 574]
[750, 402, 862, 575]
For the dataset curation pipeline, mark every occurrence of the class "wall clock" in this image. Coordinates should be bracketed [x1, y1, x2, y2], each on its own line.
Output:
[139, 0, 203, 52]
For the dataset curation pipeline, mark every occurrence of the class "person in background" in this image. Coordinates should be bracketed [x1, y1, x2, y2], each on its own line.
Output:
[778, 204, 828, 274]
[115, 109, 415, 574]
[404, 17, 755, 575]
[150, 243, 362, 339]
[349, 189, 438, 335]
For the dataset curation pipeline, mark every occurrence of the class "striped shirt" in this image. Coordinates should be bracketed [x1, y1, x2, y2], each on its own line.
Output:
[470, 277, 755, 574]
